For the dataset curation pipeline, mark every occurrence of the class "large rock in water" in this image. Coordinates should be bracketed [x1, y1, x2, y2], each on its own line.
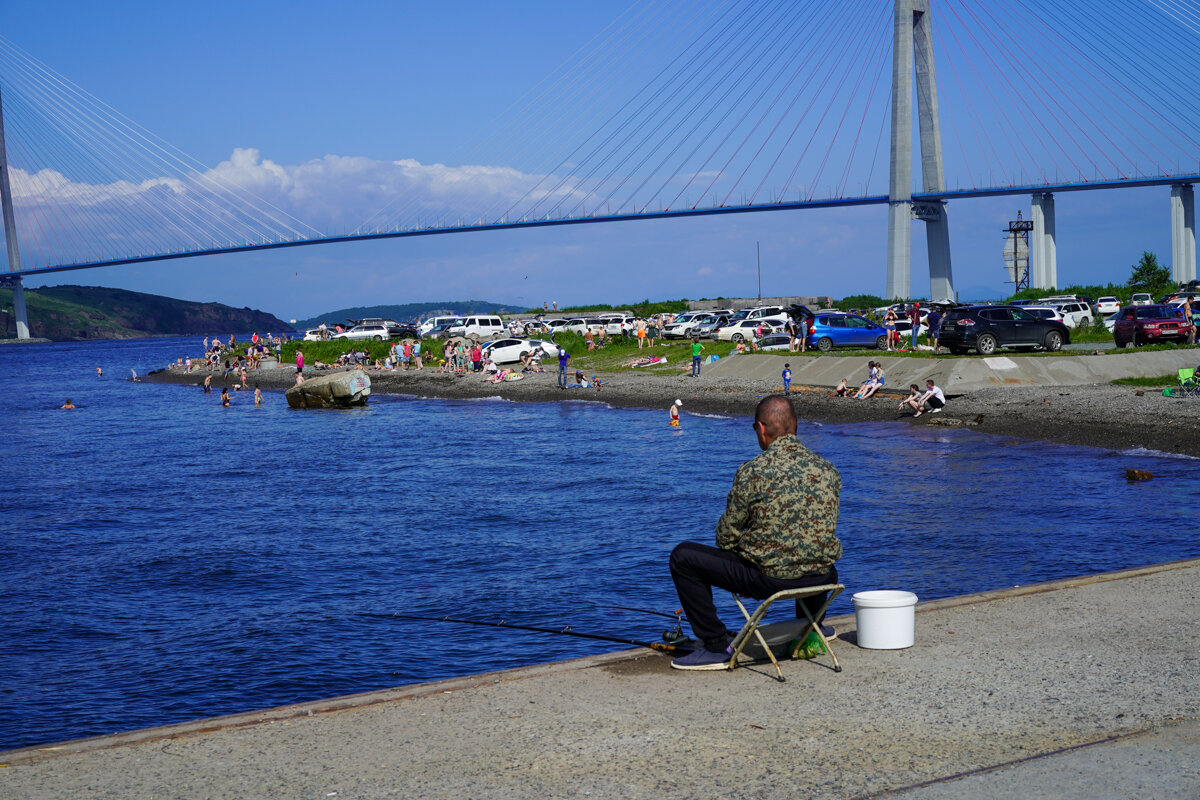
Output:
[286, 370, 371, 409]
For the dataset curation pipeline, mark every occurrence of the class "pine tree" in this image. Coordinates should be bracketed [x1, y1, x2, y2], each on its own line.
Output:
[1126, 252, 1172, 295]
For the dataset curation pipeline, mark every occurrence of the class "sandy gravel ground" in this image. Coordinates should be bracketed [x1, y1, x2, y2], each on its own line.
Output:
[147, 361, 1200, 458]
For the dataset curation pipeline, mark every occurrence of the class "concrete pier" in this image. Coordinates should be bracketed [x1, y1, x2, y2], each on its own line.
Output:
[3, 558, 1198, 799]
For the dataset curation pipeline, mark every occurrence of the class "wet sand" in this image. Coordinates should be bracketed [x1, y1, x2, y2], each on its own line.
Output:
[146, 361, 1200, 458]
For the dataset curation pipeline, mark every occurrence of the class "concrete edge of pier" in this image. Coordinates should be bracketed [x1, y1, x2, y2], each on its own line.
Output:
[3, 557, 1199, 799]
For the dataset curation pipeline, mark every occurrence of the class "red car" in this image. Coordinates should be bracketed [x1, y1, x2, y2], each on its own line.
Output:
[1111, 304, 1193, 347]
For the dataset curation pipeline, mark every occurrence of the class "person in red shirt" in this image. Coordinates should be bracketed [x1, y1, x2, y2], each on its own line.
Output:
[908, 303, 922, 349]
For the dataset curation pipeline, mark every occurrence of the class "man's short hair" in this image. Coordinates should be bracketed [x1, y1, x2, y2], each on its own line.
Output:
[755, 395, 797, 437]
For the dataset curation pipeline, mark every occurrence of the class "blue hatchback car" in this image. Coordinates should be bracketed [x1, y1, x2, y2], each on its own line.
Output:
[805, 313, 890, 351]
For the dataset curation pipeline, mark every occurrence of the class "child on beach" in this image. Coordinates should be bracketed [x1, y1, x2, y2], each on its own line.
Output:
[669, 399, 681, 426]
[833, 378, 848, 397]
[782, 363, 792, 396]
[254, 386, 263, 407]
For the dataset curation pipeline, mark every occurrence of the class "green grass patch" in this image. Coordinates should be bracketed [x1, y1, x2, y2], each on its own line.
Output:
[1112, 375, 1179, 387]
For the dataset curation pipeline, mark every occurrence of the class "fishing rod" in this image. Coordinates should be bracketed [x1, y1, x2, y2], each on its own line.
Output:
[355, 612, 692, 653]
[589, 605, 689, 645]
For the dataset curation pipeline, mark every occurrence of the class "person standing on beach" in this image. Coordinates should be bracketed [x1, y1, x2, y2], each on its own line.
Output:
[690, 337, 705, 377]
[557, 346, 571, 389]
[636, 318, 647, 349]
[926, 307, 941, 352]
[296, 349, 304, 374]
[669, 395, 842, 670]
[908, 303, 922, 349]
[1184, 296, 1195, 345]
[413, 340, 423, 370]
[785, 317, 797, 352]
[782, 363, 792, 396]
[470, 343, 483, 373]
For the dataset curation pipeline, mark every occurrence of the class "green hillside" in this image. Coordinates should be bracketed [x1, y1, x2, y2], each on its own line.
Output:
[0, 285, 292, 341]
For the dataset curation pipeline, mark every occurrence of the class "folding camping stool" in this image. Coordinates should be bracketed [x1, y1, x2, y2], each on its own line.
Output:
[727, 584, 844, 681]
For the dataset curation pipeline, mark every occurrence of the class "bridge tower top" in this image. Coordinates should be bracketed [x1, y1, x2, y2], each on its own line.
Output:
[887, 0, 954, 302]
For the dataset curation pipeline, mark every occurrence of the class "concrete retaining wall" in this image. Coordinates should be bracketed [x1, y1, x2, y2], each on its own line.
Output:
[707, 349, 1199, 392]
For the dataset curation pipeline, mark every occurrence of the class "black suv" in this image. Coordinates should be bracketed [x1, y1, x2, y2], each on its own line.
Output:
[938, 305, 1070, 355]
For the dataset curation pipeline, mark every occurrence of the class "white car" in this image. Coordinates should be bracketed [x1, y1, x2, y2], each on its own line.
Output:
[1053, 301, 1092, 329]
[1103, 312, 1119, 333]
[1131, 293, 1153, 306]
[1094, 297, 1121, 316]
[1024, 306, 1066, 325]
[332, 323, 392, 341]
[480, 338, 558, 364]
[303, 327, 331, 341]
[713, 319, 781, 342]
[663, 312, 708, 338]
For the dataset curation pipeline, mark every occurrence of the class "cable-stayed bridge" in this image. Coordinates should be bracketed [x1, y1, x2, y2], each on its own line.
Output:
[3, 0, 1200, 339]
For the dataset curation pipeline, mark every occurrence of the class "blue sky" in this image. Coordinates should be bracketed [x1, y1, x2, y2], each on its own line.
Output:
[1, 1, 1195, 319]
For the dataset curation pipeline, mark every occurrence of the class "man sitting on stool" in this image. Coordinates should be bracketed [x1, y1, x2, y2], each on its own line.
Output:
[669, 394, 843, 670]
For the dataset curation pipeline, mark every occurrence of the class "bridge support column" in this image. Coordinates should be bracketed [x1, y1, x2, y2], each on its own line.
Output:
[0, 84, 29, 340]
[1031, 192, 1057, 290]
[9, 277, 28, 339]
[1171, 184, 1196, 285]
[887, 0, 954, 302]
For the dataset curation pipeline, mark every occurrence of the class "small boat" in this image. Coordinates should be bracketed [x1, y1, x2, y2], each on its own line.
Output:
[286, 370, 370, 409]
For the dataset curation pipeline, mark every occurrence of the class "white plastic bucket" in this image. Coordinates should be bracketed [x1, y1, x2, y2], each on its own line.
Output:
[852, 590, 918, 649]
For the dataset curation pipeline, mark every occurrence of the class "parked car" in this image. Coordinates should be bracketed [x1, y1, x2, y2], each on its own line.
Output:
[1111, 304, 1194, 347]
[303, 327, 330, 341]
[806, 313, 890, 351]
[448, 315, 506, 340]
[562, 317, 607, 335]
[756, 333, 792, 351]
[690, 314, 730, 338]
[938, 305, 1070, 355]
[1023, 307, 1066, 325]
[333, 323, 394, 341]
[424, 321, 461, 339]
[1094, 297, 1121, 316]
[1130, 293, 1153, 306]
[418, 316, 460, 336]
[1052, 301, 1092, 329]
[713, 319, 780, 342]
[480, 338, 558, 364]
[662, 312, 704, 338]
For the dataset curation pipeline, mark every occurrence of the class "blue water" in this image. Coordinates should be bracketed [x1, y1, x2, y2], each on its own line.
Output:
[2, 336, 1198, 750]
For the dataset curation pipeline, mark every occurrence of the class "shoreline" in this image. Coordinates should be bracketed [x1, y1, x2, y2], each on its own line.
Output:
[145, 360, 1200, 458]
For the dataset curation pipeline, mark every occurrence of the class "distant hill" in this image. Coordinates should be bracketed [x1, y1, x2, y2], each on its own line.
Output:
[0, 285, 292, 342]
[293, 301, 521, 330]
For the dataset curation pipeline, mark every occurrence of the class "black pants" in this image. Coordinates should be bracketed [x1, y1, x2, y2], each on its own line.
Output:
[669, 541, 838, 652]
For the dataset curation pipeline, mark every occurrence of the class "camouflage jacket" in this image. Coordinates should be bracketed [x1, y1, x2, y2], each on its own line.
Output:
[715, 434, 842, 579]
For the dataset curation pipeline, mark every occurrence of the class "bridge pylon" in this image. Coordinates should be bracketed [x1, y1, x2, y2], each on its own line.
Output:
[887, 0, 954, 303]
[0, 84, 29, 339]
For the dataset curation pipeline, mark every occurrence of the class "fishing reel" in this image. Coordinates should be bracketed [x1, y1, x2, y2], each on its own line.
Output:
[661, 609, 688, 645]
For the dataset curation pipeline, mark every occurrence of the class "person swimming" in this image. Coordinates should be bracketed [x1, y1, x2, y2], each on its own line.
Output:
[61, 399, 75, 409]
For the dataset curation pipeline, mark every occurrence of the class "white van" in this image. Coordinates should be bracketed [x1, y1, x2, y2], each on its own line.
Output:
[449, 315, 506, 340]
